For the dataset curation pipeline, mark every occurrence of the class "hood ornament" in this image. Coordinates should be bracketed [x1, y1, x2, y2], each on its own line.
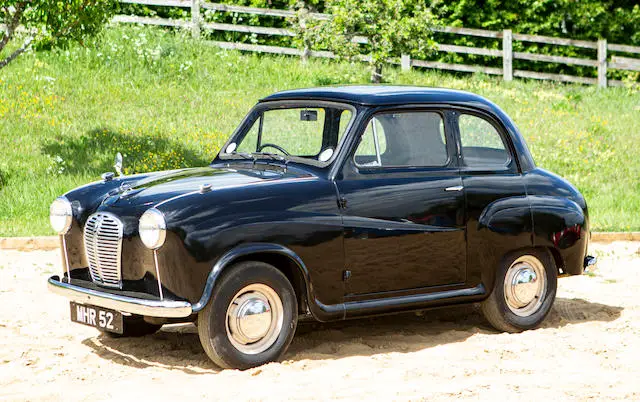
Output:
[114, 152, 124, 177]
[101, 152, 125, 182]
[199, 183, 213, 193]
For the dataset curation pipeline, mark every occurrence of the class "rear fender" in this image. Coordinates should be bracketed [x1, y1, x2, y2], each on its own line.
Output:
[529, 196, 588, 275]
[469, 196, 533, 289]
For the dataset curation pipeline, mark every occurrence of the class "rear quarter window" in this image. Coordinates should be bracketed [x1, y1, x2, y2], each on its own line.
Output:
[458, 114, 510, 168]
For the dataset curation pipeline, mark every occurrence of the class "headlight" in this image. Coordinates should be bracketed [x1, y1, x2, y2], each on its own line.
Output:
[50, 196, 73, 234]
[139, 208, 166, 249]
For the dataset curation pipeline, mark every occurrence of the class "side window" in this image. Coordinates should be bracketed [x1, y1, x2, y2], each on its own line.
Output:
[354, 112, 448, 168]
[458, 114, 509, 167]
[354, 117, 387, 166]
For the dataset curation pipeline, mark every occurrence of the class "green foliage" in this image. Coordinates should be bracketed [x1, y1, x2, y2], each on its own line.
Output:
[114, 0, 639, 81]
[0, 0, 115, 69]
[0, 25, 638, 236]
[430, 0, 640, 81]
[293, 0, 438, 82]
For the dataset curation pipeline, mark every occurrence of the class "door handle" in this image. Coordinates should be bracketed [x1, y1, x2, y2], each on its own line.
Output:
[444, 185, 464, 192]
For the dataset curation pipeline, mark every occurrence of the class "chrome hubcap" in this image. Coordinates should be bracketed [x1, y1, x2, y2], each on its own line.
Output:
[226, 284, 283, 355]
[504, 255, 547, 317]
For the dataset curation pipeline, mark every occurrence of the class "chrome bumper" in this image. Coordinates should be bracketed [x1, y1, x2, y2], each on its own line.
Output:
[47, 275, 193, 318]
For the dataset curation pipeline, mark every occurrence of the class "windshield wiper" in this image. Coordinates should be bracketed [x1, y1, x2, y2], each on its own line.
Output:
[229, 152, 254, 160]
[251, 152, 288, 163]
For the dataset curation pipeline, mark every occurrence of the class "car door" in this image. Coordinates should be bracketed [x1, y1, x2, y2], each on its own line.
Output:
[453, 110, 529, 285]
[335, 109, 466, 296]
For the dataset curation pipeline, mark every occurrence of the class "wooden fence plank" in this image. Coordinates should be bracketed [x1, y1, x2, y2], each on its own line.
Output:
[513, 51, 598, 67]
[609, 79, 640, 87]
[432, 26, 502, 39]
[437, 43, 502, 57]
[512, 33, 598, 49]
[513, 70, 597, 85]
[120, 0, 191, 7]
[412, 59, 503, 75]
[208, 40, 302, 56]
[610, 56, 640, 71]
[608, 43, 640, 55]
[201, 2, 330, 20]
[202, 2, 295, 17]
[201, 22, 294, 36]
[112, 15, 190, 27]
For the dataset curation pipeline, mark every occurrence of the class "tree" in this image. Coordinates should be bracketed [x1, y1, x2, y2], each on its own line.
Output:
[0, 0, 114, 70]
[294, 0, 438, 83]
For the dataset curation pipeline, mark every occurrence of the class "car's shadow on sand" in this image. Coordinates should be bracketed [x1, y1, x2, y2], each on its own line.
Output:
[81, 297, 622, 374]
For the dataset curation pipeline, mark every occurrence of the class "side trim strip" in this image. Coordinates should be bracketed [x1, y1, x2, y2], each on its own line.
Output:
[343, 284, 486, 318]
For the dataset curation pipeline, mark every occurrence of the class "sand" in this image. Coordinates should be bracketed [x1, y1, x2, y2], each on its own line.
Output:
[1, 241, 639, 401]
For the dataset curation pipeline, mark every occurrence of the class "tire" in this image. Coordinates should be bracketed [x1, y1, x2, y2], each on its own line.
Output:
[481, 248, 557, 333]
[197, 261, 298, 369]
[101, 315, 162, 338]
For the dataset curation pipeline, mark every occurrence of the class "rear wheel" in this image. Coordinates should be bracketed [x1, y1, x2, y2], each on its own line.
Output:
[481, 249, 557, 332]
[197, 261, 298, 369]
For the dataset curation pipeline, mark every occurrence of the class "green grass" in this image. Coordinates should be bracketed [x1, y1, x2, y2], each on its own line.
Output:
[0, 25, 639, 236]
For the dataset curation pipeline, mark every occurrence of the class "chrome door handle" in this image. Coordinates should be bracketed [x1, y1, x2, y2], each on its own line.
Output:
[444, 185, 464, 192]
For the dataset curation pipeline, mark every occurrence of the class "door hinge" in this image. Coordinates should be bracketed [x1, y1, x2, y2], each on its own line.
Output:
[342, 270, 351, 282]
[338, 197, 348, 209]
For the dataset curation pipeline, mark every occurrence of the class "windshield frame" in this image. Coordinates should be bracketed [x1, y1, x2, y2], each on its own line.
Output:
[216, 100, 358, 169]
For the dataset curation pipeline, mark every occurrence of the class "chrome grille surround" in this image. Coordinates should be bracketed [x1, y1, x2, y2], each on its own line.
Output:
[83, 212, 124, 289]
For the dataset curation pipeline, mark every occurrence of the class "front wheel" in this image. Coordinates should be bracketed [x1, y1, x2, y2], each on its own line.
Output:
[197, 261, 298, 369]
[481, 249, 557, 333]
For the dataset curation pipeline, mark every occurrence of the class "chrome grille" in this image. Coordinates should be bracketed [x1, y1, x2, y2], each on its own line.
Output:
[83, 213, 124, 288]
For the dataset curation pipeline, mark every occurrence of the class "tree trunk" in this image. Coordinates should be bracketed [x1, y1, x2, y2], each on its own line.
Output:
[0, 2, 27, 54]
[0, 38, 31, 70]
[370, 64, 383, 83]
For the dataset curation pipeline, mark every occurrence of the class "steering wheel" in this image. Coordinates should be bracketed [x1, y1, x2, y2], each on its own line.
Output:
[258, 143, 290, 156]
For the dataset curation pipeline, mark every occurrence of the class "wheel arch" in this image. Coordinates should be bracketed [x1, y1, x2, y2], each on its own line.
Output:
[192, 243, 313, 316]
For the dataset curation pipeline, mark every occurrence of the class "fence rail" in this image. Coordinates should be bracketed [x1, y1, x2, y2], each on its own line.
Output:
[115, 0, 640, 87]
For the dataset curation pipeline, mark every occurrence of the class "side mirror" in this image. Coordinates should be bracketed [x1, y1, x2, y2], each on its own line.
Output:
[114, 152, 124, 177]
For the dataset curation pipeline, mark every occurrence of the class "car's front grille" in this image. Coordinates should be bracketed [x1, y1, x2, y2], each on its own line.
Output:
[83, 213, 124, 289]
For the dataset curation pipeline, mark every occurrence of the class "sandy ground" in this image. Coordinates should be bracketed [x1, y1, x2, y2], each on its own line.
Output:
[1, 242, 639, 401]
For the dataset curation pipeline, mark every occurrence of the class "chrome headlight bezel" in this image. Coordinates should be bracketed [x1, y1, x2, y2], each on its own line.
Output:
[139, 208, 167, 250]
[49, 196, 73, 235]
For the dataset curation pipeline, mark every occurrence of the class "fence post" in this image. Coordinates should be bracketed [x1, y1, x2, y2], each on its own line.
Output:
[597, 39, 607, 88]
[502, 29, 513, 81]
[401, 54, 411, 72]
[299, 14, 309, 64]
[191, 0, 201, 39]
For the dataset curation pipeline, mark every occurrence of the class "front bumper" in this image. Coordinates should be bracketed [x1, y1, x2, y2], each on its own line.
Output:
[47, 275, 193, 318]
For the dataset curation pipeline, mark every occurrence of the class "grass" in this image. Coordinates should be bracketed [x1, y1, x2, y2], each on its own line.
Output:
[0, 25, 639, 236]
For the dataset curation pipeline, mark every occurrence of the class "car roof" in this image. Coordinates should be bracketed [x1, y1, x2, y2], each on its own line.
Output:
[260, 85, 494, 107]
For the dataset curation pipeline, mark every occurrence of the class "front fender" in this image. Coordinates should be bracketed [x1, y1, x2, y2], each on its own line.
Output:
[191, 243, 310, 312]
[190, 243, 344, 322]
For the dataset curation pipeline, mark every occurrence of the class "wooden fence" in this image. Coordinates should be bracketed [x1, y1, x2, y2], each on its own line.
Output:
[113, 0, 640, 87]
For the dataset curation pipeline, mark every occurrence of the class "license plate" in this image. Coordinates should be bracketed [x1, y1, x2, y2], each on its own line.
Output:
[70, 302, 124, 334]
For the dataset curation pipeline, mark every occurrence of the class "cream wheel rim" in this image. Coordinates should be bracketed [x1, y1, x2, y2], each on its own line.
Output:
[225, 284, 284, 355]
[503, 255, 547, 317]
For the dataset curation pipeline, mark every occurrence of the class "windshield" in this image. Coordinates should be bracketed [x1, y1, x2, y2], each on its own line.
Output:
[222, 103, 354, 166]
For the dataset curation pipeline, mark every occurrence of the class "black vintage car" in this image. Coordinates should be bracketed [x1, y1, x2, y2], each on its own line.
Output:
[48, 86, 595, 369]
